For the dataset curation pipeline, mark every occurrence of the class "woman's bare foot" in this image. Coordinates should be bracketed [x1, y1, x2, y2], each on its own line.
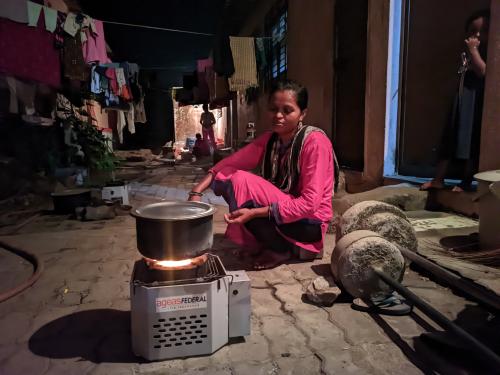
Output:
[451, 186, 464, 193]
[253, 250, 291, 270]
[420, 180, 445, 191]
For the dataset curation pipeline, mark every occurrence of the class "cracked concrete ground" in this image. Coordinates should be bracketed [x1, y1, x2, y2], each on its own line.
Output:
[0, 163, 496, 374]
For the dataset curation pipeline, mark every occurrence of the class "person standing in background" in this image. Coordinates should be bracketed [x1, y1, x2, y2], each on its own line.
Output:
[200, 103, 216, 150]
[421, 10, 489, 192]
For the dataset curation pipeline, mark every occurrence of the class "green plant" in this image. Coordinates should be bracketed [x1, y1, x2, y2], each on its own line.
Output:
[65, 114, 117, 171]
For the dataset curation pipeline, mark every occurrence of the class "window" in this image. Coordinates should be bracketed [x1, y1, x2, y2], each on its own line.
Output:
[270, 10, 287, 79]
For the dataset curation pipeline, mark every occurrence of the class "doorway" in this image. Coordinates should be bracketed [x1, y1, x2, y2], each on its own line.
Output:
[393, 0, 490, 178]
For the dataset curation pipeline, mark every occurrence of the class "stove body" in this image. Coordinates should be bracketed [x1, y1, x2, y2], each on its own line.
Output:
[130, 255, 250, 360]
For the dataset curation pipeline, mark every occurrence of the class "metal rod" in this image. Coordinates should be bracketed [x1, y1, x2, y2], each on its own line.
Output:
[373, 268, 500, 368]
[400, 247, 500, 312]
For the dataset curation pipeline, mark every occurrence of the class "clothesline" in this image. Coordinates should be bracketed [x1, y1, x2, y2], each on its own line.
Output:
[100, 19, 277, 39]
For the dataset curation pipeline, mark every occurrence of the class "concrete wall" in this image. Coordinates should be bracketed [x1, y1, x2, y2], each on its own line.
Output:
[480, 0, 500, 172]
[235, 0, 335, 140]
[287, 0, 335, 138]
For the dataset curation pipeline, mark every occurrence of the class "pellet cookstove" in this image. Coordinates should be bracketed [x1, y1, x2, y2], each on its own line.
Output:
[130, 253, 251, 361]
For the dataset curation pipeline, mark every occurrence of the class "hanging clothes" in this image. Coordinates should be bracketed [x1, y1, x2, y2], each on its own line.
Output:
[85, 99, 108, 129]
[63, 34, 89, 81]
[134, 96, 147, 123]
[228, 36, 258, 92]
[0, 18, 61, 87]
[197, 58, 212, 103]
[6, 77, 37, 115]
[82, 19, 111, 64]
[213, 34, 235, 78]
[63, 12, 80, 37]
[28, 2, 58, 33]
[27, 2, 43, 27]
[54, 12, 66, 48]
[0, 0, 29, 24]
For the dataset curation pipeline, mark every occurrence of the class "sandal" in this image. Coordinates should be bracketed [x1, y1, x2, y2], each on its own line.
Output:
[351, 293, 412, 316]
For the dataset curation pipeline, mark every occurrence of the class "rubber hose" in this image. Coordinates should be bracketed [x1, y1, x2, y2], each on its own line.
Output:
[0, 239, 44, 303]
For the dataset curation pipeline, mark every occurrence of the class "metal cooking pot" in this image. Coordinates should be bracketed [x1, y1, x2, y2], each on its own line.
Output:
[131, 201, 215, 261]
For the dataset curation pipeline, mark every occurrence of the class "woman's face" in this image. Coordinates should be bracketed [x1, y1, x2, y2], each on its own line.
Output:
[267, 90, 307, 139]
[467, 16, 489, 45]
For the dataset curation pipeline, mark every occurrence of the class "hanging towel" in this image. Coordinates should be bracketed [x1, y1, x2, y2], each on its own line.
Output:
[63, 13, 79, 37]
[197, 58, 212, 103]
[213, 34, 235, 77]
[228, 36, 258, 92]
[117, 110, 126, 143]
[0, 0, 29, 23]
[0, 18, 61, 87]
[43, 6, 57, 32]
[27, 2, 43, 27]
[5, 76, 19, 114]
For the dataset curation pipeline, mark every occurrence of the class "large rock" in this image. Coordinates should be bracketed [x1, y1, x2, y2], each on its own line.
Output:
[333, 183, 428, 216]
[305, 275, 342, 306]
[340, 200, 407, 235]
[331, 230, 405, 300]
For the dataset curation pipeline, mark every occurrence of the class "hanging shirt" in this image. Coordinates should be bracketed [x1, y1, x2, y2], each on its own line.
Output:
[82, 20, 111, 64]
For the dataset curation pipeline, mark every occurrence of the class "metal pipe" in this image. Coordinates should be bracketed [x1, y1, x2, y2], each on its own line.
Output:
[373, 267, 500, 368]
[400, 247, 500, 312]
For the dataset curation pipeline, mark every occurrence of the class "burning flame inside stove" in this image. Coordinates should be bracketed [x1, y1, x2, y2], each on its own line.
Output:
[154, 259, 193, 268]
[144, 254, 207, 271]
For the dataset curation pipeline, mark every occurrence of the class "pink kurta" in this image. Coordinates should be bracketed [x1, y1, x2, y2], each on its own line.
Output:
[210, 131, 334, 253]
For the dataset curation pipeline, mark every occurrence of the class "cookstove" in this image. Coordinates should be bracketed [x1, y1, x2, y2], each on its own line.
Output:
[130, 254, 251, 361]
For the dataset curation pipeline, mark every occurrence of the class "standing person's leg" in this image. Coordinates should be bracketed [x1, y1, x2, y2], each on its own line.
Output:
[420, 159, 449, 190]
[202, 127, 209, 143]
[208, 126, 216, 149]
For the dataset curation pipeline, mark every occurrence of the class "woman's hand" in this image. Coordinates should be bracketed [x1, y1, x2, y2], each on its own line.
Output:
[188, 194, 202, 202]
[224, 208, 255, 224]
[465, 37, 480, 54]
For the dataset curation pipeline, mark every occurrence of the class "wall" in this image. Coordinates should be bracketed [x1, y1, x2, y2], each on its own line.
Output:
[234, 0, 335, 141]
[480, 0, 500, 172]
[287, 0, 335, 138]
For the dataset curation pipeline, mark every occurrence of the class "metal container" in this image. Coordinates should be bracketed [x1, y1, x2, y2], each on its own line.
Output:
[131, 201, 215, 261]
[51, 189, 91, 214]
[474, 170, 500, 250]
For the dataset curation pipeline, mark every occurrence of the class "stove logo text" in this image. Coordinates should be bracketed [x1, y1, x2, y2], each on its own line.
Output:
[155, 293, 208, 312]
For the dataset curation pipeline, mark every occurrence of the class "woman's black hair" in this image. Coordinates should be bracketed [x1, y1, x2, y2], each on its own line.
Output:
[465, 9, 490, 31]
[269, 79, 308, 111]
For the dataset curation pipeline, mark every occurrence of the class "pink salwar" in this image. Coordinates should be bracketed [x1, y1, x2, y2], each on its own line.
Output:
[202, 126, 216, 149]
[210, 130, 334, 253]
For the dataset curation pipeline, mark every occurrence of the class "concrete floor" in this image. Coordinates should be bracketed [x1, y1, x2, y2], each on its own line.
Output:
[0, 162, 497, 375]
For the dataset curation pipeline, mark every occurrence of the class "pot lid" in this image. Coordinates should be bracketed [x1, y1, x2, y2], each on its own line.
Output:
[131, 201, 215, 220]
[474, 170, 500, 183]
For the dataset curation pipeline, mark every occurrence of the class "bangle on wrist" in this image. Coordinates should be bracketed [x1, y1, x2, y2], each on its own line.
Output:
[188, 191, 203, 197]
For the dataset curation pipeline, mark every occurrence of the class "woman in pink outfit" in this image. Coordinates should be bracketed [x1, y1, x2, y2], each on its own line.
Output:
[189, 80, 336, 269]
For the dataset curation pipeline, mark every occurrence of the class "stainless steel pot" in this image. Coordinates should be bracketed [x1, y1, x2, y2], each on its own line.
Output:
[131, 201, 215, 261]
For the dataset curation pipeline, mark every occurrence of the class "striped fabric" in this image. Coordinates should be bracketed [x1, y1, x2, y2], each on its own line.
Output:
[228, 37, 258, 92]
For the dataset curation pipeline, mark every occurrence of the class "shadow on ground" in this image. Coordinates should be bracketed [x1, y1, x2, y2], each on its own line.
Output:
[29, 309, 141, 363]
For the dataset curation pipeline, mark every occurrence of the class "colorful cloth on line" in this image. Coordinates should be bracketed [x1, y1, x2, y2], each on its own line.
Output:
[0, 18, 61, 87]
[228, 36, 258, 92]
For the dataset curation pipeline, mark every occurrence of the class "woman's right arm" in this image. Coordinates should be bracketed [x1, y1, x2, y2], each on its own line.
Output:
[188, 173, 214, 201]
[465, 37, 486, 77]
